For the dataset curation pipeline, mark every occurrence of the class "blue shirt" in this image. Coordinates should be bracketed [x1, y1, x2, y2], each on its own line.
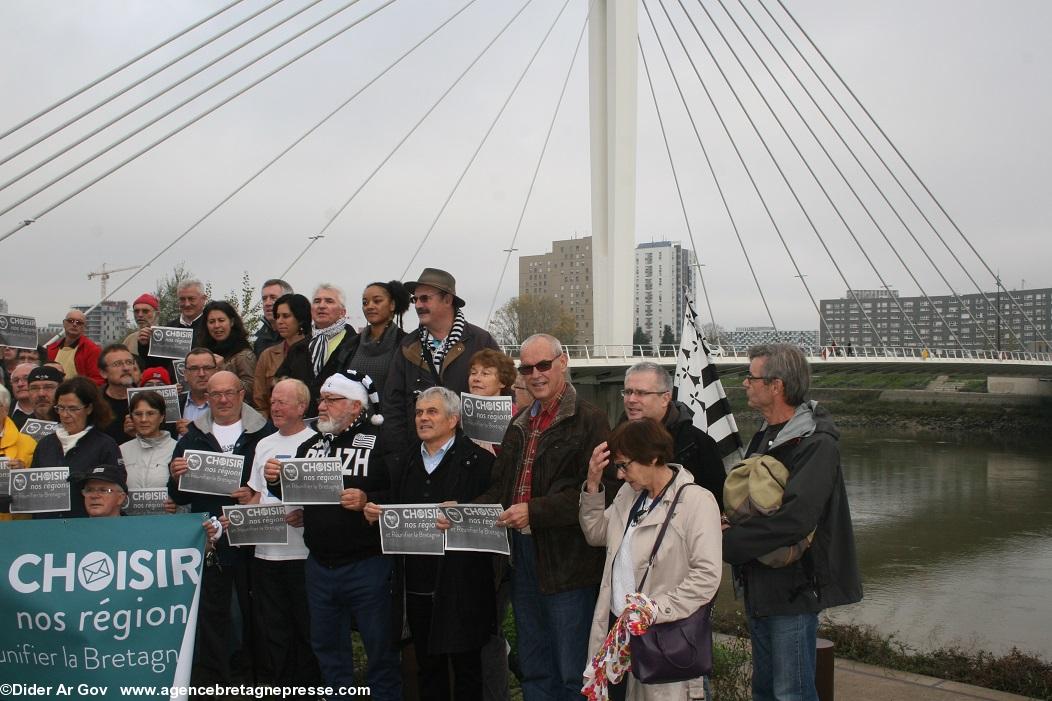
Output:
[420, 435, 456, 475]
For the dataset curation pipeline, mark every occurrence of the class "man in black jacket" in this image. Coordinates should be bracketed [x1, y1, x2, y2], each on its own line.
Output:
[723, 344, 862, 701]
[253, 278, 292, 355]
[167, 370, 275, 686]
[620, 361, 726, 509]
[264, 369, 400, 701]
[366, 387, 496, 701]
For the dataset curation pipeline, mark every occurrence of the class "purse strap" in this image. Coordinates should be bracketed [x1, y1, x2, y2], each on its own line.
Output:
[637, 483, 696, 591]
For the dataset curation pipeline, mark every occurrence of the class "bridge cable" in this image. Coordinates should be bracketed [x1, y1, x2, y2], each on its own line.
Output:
[399, 0, 576, 277]
[0, 0, 351, 205]
[668, 0, 897, 352]
[769, 0, 1046, 351]
[698, 0, 944, 351]
[0, 0, 401, 245]
[729, 0, 986, 351]
[637, 38, 722, 344]
[281, 0, 538, 278]
[638, 0, 840, 346]
[57, 0, 456, 322]
[637, 16, 777, 333]
[0, 0, 245, 142]
[483, 2, 594, 330]
[0, 0, 287, 170]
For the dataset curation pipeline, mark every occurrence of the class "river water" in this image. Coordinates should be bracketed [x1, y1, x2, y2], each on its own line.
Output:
[804, 427, 1052, 659]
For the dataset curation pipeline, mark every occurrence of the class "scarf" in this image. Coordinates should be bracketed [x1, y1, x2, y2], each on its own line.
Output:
[309, 317, 350, 375]
[56, 425, 92, 456]
[419, 309, 466, 375]
[581, 593, 656, 701]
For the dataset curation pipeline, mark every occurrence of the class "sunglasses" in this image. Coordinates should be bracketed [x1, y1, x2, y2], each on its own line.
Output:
[517, 356, 561, 375]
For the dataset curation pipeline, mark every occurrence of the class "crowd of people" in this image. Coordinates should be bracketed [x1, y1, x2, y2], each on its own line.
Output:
[0, 266, 861, 701]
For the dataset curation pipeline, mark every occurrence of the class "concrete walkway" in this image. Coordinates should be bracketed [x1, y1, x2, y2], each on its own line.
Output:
[834, 658, 1037, 701]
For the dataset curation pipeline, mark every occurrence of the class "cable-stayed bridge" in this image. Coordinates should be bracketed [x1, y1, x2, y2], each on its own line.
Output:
[0, 1, 1049, 365]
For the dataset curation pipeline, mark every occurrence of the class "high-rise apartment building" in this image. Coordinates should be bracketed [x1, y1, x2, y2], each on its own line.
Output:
[518, 236, 593, 344]
[819, 287, 1052, 351]
[74, 300, 130, 346]
[633, 241, 696, 344]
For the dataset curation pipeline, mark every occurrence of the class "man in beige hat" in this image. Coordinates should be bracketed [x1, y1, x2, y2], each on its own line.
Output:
[384, 267, 499, 469]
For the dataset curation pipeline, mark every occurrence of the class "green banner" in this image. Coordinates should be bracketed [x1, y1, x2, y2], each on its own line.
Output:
[0, 514, 204, 698]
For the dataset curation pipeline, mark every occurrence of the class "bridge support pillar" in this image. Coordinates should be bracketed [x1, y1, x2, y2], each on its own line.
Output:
[589, 0, 637, 348]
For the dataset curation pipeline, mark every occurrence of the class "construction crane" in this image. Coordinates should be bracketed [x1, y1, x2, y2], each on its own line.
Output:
[88, 263, 140, 298]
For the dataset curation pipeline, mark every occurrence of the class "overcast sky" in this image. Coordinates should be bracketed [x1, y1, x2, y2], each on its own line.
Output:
[0, 0, 1049, 335]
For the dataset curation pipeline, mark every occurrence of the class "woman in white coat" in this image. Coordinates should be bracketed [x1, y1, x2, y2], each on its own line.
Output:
[120, 391, 178, 512]
[580, 418, 722, 701]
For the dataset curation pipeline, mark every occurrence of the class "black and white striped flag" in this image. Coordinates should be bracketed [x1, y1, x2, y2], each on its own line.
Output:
[673, 296, 743, 471]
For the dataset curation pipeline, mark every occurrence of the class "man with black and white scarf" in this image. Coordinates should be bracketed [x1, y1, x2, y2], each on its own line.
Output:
[384, 268, 499, 474]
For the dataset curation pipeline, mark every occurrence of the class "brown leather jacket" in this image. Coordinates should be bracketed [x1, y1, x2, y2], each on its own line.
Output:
[476, 383, 616, 594]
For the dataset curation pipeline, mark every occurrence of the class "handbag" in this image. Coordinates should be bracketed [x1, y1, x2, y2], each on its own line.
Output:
[629, 484, 714, 683]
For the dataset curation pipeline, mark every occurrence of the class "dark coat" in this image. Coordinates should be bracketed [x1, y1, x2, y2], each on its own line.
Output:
[476, 383, 616, 594]
[136, 314, 208, 375]
[383, 322, 499, 467]
[167, 405, 275, 565]
[30, 426, 123, 518]
[389, 434, 497, 653]
[252, 319, 283, 356]
[723, 403, 863, 617]
[664, 401, 727, 512]
[274, 330, 362, 414]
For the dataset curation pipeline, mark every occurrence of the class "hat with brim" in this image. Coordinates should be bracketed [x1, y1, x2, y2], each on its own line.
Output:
[404, 268, 465, 308]
[70, 464, 128, 493]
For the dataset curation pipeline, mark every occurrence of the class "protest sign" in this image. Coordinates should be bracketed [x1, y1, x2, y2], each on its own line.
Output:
[460, 393, 513, 443]
[172, 360, 187, 390]
[177, 450, 244, 496]
[441, 504, 511, 555]
[222, 504, 289, 546]
[378, 504, 445, 555]
[278, 458, 343, 505]
[0, 313, 38, 349]
[0, 514, 204, 699]
[124, 488, 170, 516]
[0, 458, 9, 498]
[10, 467, 71, 514]
[127, 385, 182, 422]
[21, 419, 58, 440]
[148, 327, 195, 360]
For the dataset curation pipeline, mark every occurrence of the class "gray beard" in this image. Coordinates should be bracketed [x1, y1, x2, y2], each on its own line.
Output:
[316, 419, 339, 434]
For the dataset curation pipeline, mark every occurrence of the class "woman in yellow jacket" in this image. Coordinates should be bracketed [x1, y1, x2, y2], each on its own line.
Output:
[0, 384, 37, 520]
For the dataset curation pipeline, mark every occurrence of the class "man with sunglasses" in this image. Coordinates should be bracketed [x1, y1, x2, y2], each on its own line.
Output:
[385, 268, 498, 471]
[474, 333, 615, 701]
[44, 309, 104, 385]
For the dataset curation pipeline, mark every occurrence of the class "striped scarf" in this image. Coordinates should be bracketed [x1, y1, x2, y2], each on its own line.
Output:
[309, 317, 349, 375]
[419, 309, 466, 375]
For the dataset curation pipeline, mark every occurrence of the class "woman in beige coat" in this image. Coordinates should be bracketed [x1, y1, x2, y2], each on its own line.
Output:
[580, 418, 722, 701]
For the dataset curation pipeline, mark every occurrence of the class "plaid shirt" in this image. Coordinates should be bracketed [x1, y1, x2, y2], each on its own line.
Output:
[512, 389, 565, 505]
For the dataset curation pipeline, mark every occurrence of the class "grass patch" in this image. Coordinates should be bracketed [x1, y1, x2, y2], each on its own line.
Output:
[808, 372, 937, 390]
[711, 636, 752, 701]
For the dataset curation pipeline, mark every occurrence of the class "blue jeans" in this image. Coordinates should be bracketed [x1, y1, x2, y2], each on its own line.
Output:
[305, 555, 402, 701]
[748, 612, 819, 701]
[510, 532, 597, 701]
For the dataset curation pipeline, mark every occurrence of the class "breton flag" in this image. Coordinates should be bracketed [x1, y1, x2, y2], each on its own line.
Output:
[673, 295, 743, 471]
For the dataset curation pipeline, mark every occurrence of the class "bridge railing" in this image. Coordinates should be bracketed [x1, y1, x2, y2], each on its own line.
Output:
[498, 343, 1052, 363]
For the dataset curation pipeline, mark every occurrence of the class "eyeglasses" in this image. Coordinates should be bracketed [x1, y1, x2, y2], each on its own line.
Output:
[131, 410, 161, 419]
[620, 389, 668, 398]
[613, 461, 632, 472]
[185, 365, 217, 374]
[517, 356, 561, 375]
[54, 404, 86, 414]
[82, 486, 120, 495]
[743, 374, 774, 383]
[318, 395, 349, 405]
[206, 390, 242, 401]
[107, 359, 137, 368]
[63, 318, 85, 326]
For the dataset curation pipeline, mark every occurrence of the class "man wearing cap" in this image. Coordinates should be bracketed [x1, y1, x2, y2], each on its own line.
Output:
[124, 293, 160, 361]
[385, 268, 499, 470]
[141, 367, 172, 387]
[254, 278, 294, 356]
[8, 362, 38, 429]
[45, 309, 104, 385]
[72, 464, 127, 518]
[98, 344, 142, 446]
[263, 369, 399, 701]
[168, 369, 275, 686]
[27, 365, 63, 422]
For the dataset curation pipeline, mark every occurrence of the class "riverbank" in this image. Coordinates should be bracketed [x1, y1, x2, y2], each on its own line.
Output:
[723, 386, 1052, 437]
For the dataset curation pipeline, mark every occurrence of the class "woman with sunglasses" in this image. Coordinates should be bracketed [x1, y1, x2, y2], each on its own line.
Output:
[580, 418, 722, 701]
[30, 377, 123, 518]
[119, 392, 178, 513]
